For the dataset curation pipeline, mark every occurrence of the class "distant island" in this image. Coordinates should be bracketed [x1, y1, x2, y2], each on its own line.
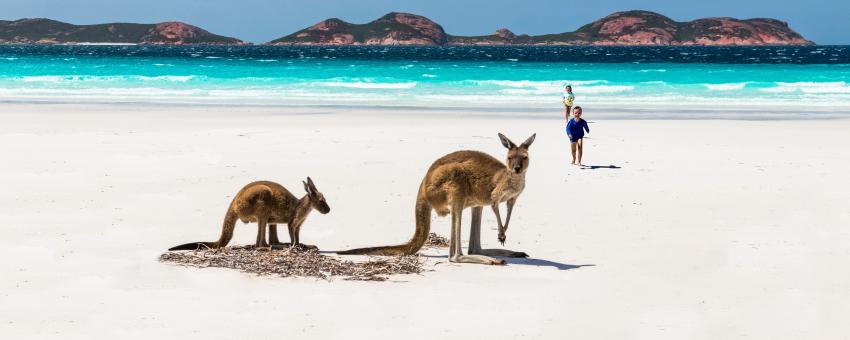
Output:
[1, 10, 813, 46]
[272, 11, 813, 46]
[0, 19, 244, 45]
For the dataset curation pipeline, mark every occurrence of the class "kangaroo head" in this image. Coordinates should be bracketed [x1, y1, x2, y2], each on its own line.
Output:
[498, 133, 536, 174]
[303, 177, 330, 214]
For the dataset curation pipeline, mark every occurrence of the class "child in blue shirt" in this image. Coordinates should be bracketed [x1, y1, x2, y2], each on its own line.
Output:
[566, 106, 590, 165]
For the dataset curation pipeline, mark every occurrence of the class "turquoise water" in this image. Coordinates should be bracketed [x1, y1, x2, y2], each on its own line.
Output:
[2, 45, 849, 115]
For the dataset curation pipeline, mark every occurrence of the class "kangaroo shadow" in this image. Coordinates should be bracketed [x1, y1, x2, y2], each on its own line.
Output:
[580, 164, 621, 170]
[418, 254, 593, 271]
[503, 257, 595, 270]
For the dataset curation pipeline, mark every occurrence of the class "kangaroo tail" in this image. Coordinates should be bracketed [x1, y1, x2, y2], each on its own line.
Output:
[168, 209, 239, 251]
[168, 241, 218, 251]
[338, 189, 431, 256]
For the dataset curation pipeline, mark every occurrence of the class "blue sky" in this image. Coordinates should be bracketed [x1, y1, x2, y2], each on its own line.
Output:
[2, 0, 844, 44]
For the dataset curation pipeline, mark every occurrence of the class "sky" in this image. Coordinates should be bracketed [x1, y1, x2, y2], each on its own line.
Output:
[1, 0, 844, 44]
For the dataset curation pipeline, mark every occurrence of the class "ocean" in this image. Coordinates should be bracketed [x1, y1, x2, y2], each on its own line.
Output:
[2, 45, 849, 117]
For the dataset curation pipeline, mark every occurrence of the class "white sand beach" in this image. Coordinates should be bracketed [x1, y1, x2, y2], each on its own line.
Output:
[1, 104, 849, 339]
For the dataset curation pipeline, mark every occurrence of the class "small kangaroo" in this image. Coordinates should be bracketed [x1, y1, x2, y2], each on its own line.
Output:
[168, 177, 330, 251]
[339, 133, 535, 265]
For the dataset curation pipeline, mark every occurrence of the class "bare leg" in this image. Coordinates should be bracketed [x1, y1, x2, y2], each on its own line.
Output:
[450, 204, 504, 265]
[471, 203, 528, 258]
[577, 138, 584, 166]
[570, 142, 577, 164]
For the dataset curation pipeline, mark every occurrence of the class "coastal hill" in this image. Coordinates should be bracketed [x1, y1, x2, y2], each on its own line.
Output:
[0, 18, 244, 44]
[0, 10, 813, 46]
[269, 12, 448, 45]
[270, 10, 813, 46]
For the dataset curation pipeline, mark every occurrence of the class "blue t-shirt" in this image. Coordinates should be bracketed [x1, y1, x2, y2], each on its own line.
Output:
[566, 118, 589, 137]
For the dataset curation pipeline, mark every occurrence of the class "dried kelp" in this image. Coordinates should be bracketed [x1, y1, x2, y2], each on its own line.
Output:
[159, 246, 423, 281]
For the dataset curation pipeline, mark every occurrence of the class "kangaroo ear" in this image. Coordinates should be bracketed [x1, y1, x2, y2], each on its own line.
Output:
[303, 180, 311, 194]
[307, 177, 318, 192]
[520, 133, 536, 149]
[498, 133, 516, 149]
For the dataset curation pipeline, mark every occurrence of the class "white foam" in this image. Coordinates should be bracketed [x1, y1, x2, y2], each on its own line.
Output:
[573, 85, 635, 94]
[761, 82, 850, 94]
[422, 74, 437, 78]
[474, 80, 607, 88]
[19, 75, 196, 83]
[704, 83, 749, 91]
[313, 81, 417, 89]
[21, 76, 68, 82]
[138, 75, 195, 82]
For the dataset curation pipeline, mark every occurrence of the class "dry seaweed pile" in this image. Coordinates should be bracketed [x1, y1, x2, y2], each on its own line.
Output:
[424, 233, 449, 248]
[159, 246, 423, 281]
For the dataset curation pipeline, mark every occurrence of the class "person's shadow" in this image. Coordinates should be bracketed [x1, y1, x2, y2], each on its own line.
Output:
[580, 164, 621, 170]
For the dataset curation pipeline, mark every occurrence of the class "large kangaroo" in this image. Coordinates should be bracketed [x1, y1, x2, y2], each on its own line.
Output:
[339, 133, 535, 265]
[168, 178, 330, 251]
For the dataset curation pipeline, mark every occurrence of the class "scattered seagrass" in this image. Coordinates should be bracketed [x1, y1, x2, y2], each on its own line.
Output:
[159, 246, 423, 281]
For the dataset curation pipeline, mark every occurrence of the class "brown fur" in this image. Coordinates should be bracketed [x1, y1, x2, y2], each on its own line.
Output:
[168, 178, 330, 251]
[339, 133, 535, 265]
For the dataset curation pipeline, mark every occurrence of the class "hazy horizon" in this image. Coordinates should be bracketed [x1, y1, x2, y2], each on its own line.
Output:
[2, 0, 845, 44]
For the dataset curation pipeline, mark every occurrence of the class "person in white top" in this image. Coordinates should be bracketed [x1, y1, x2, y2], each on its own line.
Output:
[562, 84, 575, 120]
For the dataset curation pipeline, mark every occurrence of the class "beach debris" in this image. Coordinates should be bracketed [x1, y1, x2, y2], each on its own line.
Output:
[159, 246, 423, 281]
[424, 232, 449, 248]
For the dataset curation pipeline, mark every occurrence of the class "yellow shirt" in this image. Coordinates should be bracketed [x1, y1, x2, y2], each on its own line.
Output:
[562, 92, 575, 106]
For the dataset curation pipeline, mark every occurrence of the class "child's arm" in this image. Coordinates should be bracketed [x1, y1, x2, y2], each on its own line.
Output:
[583, 120, 590, 133]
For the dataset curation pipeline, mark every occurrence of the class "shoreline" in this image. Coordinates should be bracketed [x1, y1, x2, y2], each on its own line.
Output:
[3, 101, 850, 120]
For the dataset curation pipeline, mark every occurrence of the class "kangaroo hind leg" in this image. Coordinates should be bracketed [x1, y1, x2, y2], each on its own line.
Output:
[269, 224, 282, 244]
[449, 204, 504, 265]
[254, 217, 270, 250]
[268, 224, 291, 250]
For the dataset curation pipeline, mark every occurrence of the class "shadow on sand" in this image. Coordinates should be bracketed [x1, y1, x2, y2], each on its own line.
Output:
[503, 257, 595, 270]
[419, 254, 594, 271]
[580, 164, 621, 170]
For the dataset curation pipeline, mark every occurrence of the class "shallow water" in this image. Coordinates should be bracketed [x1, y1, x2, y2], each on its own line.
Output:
[1, 45, 849, 115]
